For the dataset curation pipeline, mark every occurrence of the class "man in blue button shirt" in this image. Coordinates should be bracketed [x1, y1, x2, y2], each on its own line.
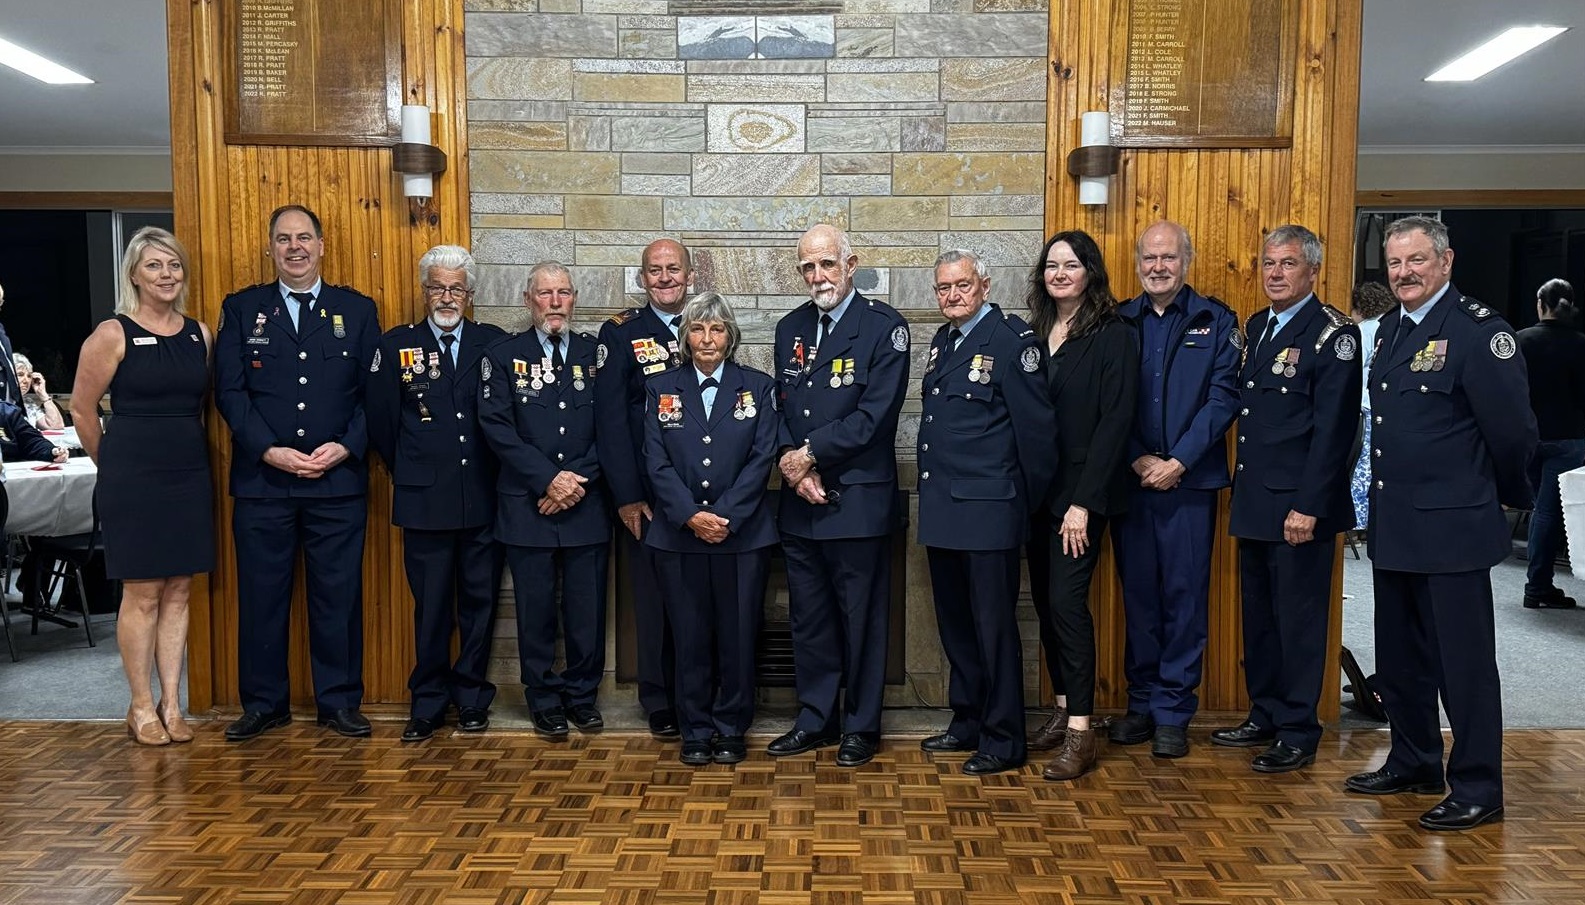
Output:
[1112, 221, 1241, 759]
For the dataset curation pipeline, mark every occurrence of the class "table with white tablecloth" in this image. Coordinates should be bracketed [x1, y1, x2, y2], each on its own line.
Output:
[1559, 465, 1585, 563]
[2, 459, 98, 537]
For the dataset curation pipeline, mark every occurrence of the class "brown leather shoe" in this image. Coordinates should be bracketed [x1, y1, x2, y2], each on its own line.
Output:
[158, 701, 195, 744]
[127, 707, 171, 747]
[1028, 707, 1069, 751]
[1041, 727, 1097, 781]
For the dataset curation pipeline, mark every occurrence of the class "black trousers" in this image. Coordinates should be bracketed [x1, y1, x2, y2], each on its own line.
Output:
[402, 523, 502, 720]
[782, 534, 891, 737]
[655, 547, 770, 743]
[505, 542, 609, 713]
[926, 546, 1026, 762]
[620, 528, 676, 717]
[1237, 536, 1333, 752]
[1026, 510, 1109, 717]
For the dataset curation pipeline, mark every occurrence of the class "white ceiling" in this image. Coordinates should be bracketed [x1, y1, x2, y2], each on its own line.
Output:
[0, 0, 1580, 153]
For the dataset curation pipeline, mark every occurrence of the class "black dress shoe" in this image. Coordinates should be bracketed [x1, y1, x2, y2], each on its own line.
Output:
[1419, 798, 1504, 831]
[712, 735, 748, 764]
[457, 707, 489, 732]
[767, 728, 840, 756]
[1152, 725, 1188, 758]
[962, 752, 1023, 775]
[568, 704, 604, 732]
[225, 710, 291, 742]
[1523, 591, 1577, 609]
[1251, 741, 1315, 773]
[1343, 767, 1444, 795]
[1210, 721, 1276, 748]
[920, 732, 976, 752]
[648, 709, 680, 739]
[317, 708, 372, 738]
[1110, 711, 1155, 745]
[402, 716, 443, 743]
[679, 741, 713, 766]
[836, 734, 879, 767]
[532, 707, 569, 738]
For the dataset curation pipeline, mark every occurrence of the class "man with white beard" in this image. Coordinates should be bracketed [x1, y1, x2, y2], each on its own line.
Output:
[367, 245, 506, 742]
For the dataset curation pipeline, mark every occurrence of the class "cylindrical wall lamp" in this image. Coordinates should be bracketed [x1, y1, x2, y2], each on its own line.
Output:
[1066, 111, 1120, 206]
[393, 104, 448, 225]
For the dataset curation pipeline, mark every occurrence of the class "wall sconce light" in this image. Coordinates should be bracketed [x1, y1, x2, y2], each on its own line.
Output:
[393, 104, 447, 225]
[1066, 111, 1120, 206]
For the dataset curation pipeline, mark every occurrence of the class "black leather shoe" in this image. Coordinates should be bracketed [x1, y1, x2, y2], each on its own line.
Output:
[1210, 721, 1276, 748]
[648, 709, 680, 739]
[531, 707, 569, 738]
[962, 752, 1023, 775]
[836, 734, 879, 767]
[767, 728, 840, 756]
[1344, 767, 1444, 795]
[568, 704, 604, 732]
[317, 708, 372, 738]
[920, 732, 976, 752]
[1523, 591, 1577, 609]
[402, 716, 442, 743]
[1251, 741, 1315, 773]
[712, 735, 748, 764]
[225, 710, 290, 742]
[679, 741, 713, 766]
[1152, 725, 1188, 758]
[1419, 798, 1504, 831]
[1110, 711, 1155, 745]
[457, 707, 489, 732]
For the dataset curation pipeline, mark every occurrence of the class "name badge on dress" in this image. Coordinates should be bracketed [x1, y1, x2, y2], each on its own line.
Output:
[132, 336, 158, 346]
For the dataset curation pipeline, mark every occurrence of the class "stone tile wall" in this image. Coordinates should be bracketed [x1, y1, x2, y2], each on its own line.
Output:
[465, 0, 1052, 712]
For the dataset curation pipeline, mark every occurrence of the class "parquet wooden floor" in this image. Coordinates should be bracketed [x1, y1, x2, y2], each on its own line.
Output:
[1, 722, 1582, 905]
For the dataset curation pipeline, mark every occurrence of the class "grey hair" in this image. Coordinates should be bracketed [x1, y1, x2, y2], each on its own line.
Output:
[934, 248, 989, 280]
[679, 291, 742, 361]
[12, 352, 31, 372]
[116, 226, 191, 316]
[1385, 215, 1449, 257]
[525, 260, 575, 296]
[418, 244, 476, 289]
[1135, 221, 1195, 266]
[1263, 224, 1323, 267]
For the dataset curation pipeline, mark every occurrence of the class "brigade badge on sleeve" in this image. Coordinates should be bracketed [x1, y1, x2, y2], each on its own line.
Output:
[1491, 332, 1517, 360]
[1334, 334, 1357, 361]
[370, 348, 382, 372]
[1020, 346, 1040, 373]
[891, 325, 909, 352]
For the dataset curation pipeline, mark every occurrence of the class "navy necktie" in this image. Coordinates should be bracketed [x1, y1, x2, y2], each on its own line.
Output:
[549, 334, 564, 372]
[440, 333, 456, 372]
[289, 291, 313, 333]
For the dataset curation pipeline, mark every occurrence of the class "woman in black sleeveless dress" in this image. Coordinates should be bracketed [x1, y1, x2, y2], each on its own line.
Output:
[72, 227, 214, 746]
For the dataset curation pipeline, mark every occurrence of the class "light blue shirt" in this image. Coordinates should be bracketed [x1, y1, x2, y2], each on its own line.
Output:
[650, 304, 683, 337]
[428, 319, 463, 366]
[951, 302, 994, 348]
[535, 327, 566, 365]
[695, 365, 722, 417]
[278, 279, 323, 330]
[1401, 283, 1451, 326]
[1267, 293, 1314, 337]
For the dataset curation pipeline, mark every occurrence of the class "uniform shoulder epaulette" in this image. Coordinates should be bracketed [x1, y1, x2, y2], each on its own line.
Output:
[1457, 297, 1496, 321]
[1315, 304, 1353, 351]
[331, 282, 376, 302]
[608, 307, 642, 325]
[1000, 310, 1036, 339]
[1203, 294, 1236, 314]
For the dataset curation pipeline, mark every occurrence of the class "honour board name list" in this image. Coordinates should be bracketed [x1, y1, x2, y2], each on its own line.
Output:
[1116, 0, 1294, 148]
[227, 0, 401, 146]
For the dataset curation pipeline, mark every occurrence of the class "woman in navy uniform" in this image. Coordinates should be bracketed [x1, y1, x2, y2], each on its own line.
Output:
[1022, 230, 1139, 780]
[642, 292, 780, 766]
[367, 245, 506, 742]
[916, 249, 1056, 776]
[478, 262, 609, 739]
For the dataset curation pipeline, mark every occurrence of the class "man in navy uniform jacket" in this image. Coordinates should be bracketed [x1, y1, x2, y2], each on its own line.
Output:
[916, 249, 1056, 776]
[215, 204, 380, 741]
[1219, 225, 1361, 774]
[1344, 216, 1537, 832]
[368, 245, 505, 742]
[593, 238, 691, 740]
[479, 261, 610, 740]
[766, 224, 910, 768]
[1112, 221, 1241, 759]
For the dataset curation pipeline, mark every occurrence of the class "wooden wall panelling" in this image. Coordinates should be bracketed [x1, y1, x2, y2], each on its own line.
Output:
[1047, 0, 1362, 717]
[169, 0, 471, 710]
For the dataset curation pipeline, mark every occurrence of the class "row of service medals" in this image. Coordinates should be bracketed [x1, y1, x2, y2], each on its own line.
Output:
[1410, 340, 1447, 372]
[1271, 347, 1300, 378]
[734, 391, 758, 420]
[967, 354, 994, 385]
[827, 358, 856, 388]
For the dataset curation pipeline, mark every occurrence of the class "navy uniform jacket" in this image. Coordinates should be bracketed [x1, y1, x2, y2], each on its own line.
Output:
[916, 306, 1057, 550]
[0, 324, 21, 405]
[775, 293, 910, 539]
[1229, 300, 1363, 541]
[642, 362, 780, 554]
[367, 319, 505, 531]
[0, 400, 57, 462]
[595, 306, 685, 509]
[1117, 285, 1242, 491]
[477, 329, 609, 547]
[1367, 288, 1538, 573]
[214, 282, 380, 498]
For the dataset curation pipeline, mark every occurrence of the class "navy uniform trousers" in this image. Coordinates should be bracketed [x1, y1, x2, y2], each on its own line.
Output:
[1237, 538, 1333, 750]
[404, 526, 501, 719]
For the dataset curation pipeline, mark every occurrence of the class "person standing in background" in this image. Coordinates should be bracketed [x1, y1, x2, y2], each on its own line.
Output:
[1348, 282, 1395, 538]
[0, 283, 24, 406]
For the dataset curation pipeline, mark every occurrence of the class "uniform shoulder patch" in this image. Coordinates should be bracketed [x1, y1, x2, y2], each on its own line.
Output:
[217, 307, 227, 333]
[1229, 327, 1245, 350]
[596, 343, 609, 369]
[481, 357, 492, 381]
[608, 307, 641, 325]
[1491, 331, 1517, 359]
[1333, 333, 1357, 361]
[1460, 297, 1495, 321]
[370, 348, 382, 372]
[1020, 345, 1041, 373]
[890, 324, 909, 352]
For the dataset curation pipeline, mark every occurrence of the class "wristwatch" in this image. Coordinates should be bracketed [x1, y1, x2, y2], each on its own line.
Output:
[801, 443, 817, 466]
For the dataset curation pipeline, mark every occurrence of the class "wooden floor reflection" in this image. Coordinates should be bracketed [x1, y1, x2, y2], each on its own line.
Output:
[1, 721, 1582, 904]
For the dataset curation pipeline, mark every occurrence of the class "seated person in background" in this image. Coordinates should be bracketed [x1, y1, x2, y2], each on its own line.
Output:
[0, 398, 66, 464]
[12, 354, 64, 430]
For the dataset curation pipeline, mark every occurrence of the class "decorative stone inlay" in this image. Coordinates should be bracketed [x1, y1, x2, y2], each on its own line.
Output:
[836, 28, 893, 58]
[679, 16, 835, 61]
[688, 74, 826, 103]
[469, 122, 568, 151]
[573, 73, 686, 104]
[706, 104, 806, 153]
[941, 58, 1047, 101]
[467, 58, 572, 100]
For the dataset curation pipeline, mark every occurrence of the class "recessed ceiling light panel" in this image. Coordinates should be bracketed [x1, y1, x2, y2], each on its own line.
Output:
[1425, 26, 1568, 82]
[0, 35, 93, 85]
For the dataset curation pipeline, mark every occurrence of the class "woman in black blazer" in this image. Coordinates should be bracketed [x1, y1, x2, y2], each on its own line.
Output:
[1024, 230, 1139, 780]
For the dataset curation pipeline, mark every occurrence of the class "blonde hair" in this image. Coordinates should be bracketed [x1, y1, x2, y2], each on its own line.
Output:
[116, 227, 191, 316]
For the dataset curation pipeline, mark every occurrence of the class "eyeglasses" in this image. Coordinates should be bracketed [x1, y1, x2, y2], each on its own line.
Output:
[424, 284, 473, 299]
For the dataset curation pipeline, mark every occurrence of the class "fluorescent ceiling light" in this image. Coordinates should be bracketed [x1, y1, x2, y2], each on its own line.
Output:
[0, 35, 93, 85]
[1425, 26, 1568, 81]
